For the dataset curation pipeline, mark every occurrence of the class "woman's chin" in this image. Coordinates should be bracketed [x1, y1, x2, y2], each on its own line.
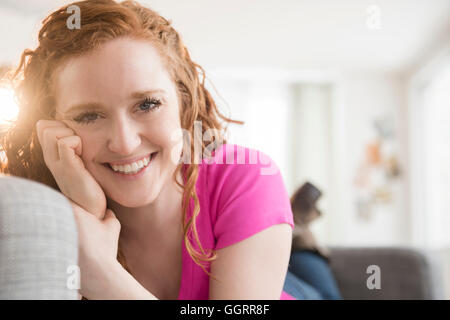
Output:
[106, 192, 156, 209]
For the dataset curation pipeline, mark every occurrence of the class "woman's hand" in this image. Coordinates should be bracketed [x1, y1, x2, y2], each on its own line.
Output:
[70, 200, 122, 299]
[36, 120, 106, 219]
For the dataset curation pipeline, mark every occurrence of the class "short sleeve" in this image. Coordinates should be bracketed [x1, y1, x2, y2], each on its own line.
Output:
[211, 146, 294, 250]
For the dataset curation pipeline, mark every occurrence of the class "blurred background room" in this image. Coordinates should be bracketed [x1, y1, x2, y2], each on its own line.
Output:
[0, 0, 449, 298]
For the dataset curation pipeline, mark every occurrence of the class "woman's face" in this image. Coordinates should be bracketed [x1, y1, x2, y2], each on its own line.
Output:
[54, 37, 183, 208]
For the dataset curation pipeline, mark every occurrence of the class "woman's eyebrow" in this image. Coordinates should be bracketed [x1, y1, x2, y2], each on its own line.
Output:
[130, 89, 167, 99]
[62, 89, 167, 115]
[62, 102, 104, 116]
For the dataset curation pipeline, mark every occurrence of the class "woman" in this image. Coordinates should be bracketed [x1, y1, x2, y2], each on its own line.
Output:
[0, 0, 333, 300]
[284, 182, 342, 300]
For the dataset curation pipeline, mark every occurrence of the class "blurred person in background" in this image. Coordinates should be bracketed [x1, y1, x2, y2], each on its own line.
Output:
[283, 182, 342, 299]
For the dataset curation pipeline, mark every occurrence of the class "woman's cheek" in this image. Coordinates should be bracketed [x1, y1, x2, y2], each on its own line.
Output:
[147, 124, 179, 166]
[78, 135, 102, 170]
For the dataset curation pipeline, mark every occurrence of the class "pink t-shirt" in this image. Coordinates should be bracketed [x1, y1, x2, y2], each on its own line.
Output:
[177, 143, 296, 300]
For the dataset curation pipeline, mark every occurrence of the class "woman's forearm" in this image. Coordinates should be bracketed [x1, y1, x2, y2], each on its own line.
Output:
[92, 262, 159, 300]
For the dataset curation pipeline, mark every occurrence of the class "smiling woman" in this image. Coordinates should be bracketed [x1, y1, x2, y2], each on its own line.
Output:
[0, 0, 299, 301]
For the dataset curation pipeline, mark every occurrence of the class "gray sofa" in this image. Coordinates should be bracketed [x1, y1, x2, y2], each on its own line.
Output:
[0, 175, 445, 299]
[0, 175, 79, 299]
[329, 246, 445, 299]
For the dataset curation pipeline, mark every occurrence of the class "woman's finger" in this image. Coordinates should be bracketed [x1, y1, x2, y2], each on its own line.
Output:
[36, 120, 70, 145]
[40, 126, 76, 163]
[57, 135, 83, 165]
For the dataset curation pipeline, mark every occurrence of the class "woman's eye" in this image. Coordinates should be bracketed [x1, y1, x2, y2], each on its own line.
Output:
[71, 98, 161, 124]
[139, 97, 162, 113]
[73, 112, 100, 124]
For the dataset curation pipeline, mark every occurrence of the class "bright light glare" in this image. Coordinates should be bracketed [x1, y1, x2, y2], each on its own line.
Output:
[0, 87, 19, 126]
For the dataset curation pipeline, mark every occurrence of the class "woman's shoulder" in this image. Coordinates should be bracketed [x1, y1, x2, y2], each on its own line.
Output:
[201, 144, 294, 249]
[200, 143, 284, 199]
[202, 143, 279, 175]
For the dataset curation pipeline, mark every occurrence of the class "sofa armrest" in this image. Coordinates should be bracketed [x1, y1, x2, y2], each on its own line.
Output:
[0, 175, 79, 299]
[328, 246, 445, 300]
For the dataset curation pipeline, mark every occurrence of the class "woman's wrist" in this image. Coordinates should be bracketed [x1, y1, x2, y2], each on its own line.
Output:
[104, 261, 158, 300]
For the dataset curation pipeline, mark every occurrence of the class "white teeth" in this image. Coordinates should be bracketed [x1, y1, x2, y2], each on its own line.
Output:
[109, 155, 151, 174]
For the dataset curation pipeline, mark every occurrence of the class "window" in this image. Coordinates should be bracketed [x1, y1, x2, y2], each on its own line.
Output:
[422, 61, 450, 247]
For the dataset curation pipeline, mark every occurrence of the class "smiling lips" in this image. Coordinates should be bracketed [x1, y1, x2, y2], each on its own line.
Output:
[107, 152, 157, 175]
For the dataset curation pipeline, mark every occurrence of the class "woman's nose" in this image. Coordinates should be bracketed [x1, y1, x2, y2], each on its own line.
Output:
[107, 117, 141, 155]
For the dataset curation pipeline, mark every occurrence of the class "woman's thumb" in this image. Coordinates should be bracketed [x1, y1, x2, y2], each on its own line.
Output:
[104, 208, 114, 219]
[104, 209, 120, 228]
